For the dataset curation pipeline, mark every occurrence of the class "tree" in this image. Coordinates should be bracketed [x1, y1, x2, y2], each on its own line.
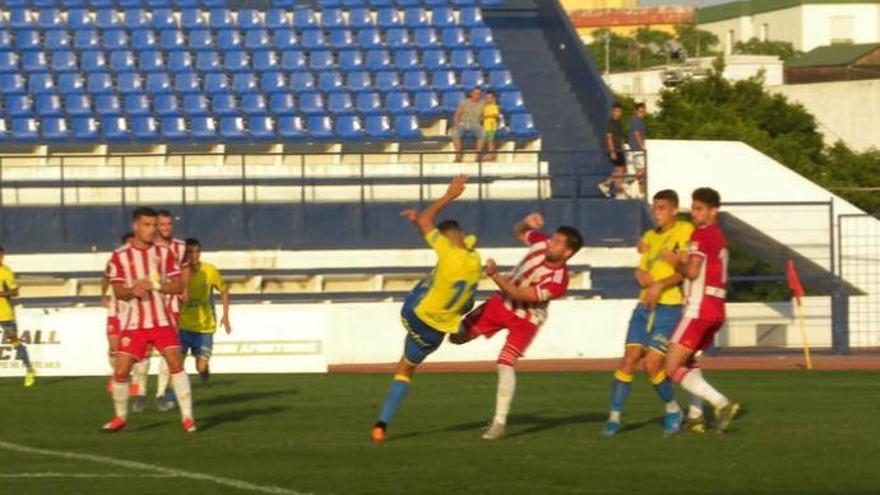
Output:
[674, 24, 720, 58]
[734, 37, 799, 61]
[586, 25, 722, 73]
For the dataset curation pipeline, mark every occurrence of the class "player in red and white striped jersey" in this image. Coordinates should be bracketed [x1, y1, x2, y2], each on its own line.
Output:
[101, 232, 133, 393]
[665, 188, 740, 432]
[102, 207, 196, 434]
[452, 213, 583, 440]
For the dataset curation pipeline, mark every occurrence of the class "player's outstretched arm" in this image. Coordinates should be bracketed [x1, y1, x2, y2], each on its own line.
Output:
[514, 213, 545, 244]
[400, 174, 468, 235]
[484, 258, 541, 303]
[220, 288, 232, 334]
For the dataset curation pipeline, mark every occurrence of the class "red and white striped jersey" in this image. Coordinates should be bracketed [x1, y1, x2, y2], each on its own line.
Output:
[683, 222, 728, 321]
[500, 230, 570, 326]
[156, 237, 187, 314]
[104, 261, 119, 318]
[107, 243, 182, 331]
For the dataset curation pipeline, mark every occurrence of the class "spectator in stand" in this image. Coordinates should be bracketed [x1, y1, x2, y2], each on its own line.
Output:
[451, 88, 486, 163]
[598, 103, 627, 198]
[628, 103, 648, 198]
[482, 90, 501, 162]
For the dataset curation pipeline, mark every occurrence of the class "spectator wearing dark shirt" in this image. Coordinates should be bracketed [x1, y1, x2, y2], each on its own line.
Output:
[629, 103, 648, 197]
[599, 103, 626, 198]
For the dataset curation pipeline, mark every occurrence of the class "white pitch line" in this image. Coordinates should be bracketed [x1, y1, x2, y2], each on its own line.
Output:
[0, 440, 313, 495]
[0, 472, 178, 479]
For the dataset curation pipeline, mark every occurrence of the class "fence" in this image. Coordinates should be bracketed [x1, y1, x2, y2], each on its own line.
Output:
[838, 213, 880, 349]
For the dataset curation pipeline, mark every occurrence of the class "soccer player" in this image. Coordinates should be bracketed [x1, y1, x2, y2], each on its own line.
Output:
[102, 207, 196, 433]
[665, 187, 740, 432]
[602, 190, 692, 436]
[451, 213, 583, 440]
[179, 238, 231, 383]
[101, 232, 133, 393]
[0, 246, 35, 388]
[371, 175, 481, 444]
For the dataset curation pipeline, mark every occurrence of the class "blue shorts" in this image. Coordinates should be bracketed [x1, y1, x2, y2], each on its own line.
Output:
[400, 297, 446, 365]
[625, 304, 682, 354]
[1, 320, 18, 343]
[179, 329, 214, 358]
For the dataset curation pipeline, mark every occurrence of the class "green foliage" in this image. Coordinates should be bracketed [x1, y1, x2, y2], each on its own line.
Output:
[734, 37, 800, 61]
[586, 25, 720, 73]
[675, 24, 720, 58]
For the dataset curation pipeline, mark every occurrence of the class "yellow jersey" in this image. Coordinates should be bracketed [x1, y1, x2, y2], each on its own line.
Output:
[179, 262, 227, 333]
[413, 228, 482, 333]
[482, 103, 500, 132]
[638, 220, 694, 305]
[0, 265, 16, 322]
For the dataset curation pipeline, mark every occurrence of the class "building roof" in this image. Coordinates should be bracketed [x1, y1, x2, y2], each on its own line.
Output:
[785, 43, 880, 68]
[697, 0, 878, 24]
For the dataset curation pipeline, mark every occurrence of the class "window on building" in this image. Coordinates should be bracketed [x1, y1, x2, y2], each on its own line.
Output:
[831, 16, 854, 44]
[760, 23, 769, 42]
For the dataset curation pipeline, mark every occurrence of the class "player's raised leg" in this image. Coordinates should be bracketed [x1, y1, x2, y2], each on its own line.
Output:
[667, 337, 738, 432]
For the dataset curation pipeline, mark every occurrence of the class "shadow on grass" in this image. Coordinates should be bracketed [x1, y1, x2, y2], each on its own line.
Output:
[36, 376, 89, 387]
[618, 415, 664, 434]
[392, 411, 607, 441]
[199, 406, 289, 432]
[128, 421, 167, 433]
[197, 389, 298, 407]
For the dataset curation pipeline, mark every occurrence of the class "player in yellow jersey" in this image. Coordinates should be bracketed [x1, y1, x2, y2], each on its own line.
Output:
[0, 245, 35, 387]
[371, 175, 482, 443]
[179, 238, 231, 384]
[602, 190, 694, 436]
[482, 90, 500, 162]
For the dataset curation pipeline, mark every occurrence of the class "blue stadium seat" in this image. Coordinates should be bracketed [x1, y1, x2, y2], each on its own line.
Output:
[281, 50, 307, 71]
[225, 51, 250, 73]
[182, 93, 209, 116]
[175, 71, 201, 94]
[375, 70, 400, 91]
[169, 51, 193, 72]
[470, 27, 494, 48]
[250, 115, 275, 139]
[394, 49, 419, 70]
[218, 30, 244, 51]
[310, 50, 335, 71]
[65, 93, 92, 117]
[336, 115, 364, 139]
[58, 73, 85, 94]
[440, 28, 466, 49]
[385, 90, 412, 115]
[318, 71, 344, 93]
[317, 0, 342, 7]
[95, 94, 122, 116]
[80, 51, 107, 73]
[102, 30, 128, 51]
[242, 93, 268, 115]
[452, 0, 477, 8]
[239, 9, 264, 30]
[246, 30, 271, 51]
[232, 73, 259, 94]
[266, 8, 291, 30]
[500, 90, 526, 113]
[403, 7, 429, 28]
[41, 117, 69, 141]
[205, 73, 230, 93]
[293, 7, 318, 30]
[16, 30, 41, 51]
[102, 117, 129, 141]
[328, 92, 354, 116]
[488, 69, 513, 90]
[160, 116, 188, 141]
[510, 113, 538, 139]
[413, 27, 439, 49]
[260, 71, 286, 94]
[269, 93, 296, 115]
[385, 28, 410, 49]
[278, 115, 306, 140]
[340, 50, 364, 71]
[160, 30, 186, 51]
[451, 49, 477, 70]
[356, 91, 382, 115]
[132, 29, 158, 51]
[432, 69, 458, 91]
[22, 52, 48, 73]
[132, 116, 160, 141]
[482, 0, 504, 6]
[46, 30, 71, 51]
[441, 90, 464, 113]
[377, 8, 403, 28]
[189, 29, 214, 51]
[460, 6, 485, 27]
[196, 51, 221, 72]
[299, 92, 325, 115]
[366, 49, 391, 70]
[365, 115, 393, 139]
[288, 71, 315, 91]
[110, 50, 136, 72]
[0, 30, 17, 51]
[431, 7, 457, 28]
[357, 28, 383, 49]
[391, 0, 417, 6]
[402, 70, 427, 91]
[181, 8, 206, 30]
[321, 7, 345, 29]
[6, 95, 32, 117]
[36, 94, 63, 117]
[307, 115, 334, 140]
[190, 115, 217, 139]
[395, 114, 423, 139]
[123, 9, 150, 30]
[12, 117, 39, 142]
[146, 72, 172, 94]
[72, 117, 99, 141]
[254, 51, 279, 72]
[423, 49, 449, 70]
[124, 94, 150, 116]
[69, 8, 94, 30]
[211, 92, 238, 115]
[479, 48, 504, 69]
[460, 69, 484, 89]
[346, 71, 371, 92]
[348, 7, 374, 29]
[10, 9, 33, 30]
[95, 9, 121, 30]
[302, 30, 326, 50]
[174, 0, 200, 7]
[329, 29, 354, 50]
[28, 73, 55, 95]
[0, 52, 17, 74]
[140, 51, 166, 72]
[152, 8, 177, 30]
[154, 94, 180, 117]
[0, 74, 25, 95]
[272, 29, 298, 50]
[209, 8, 234, 30]
[272, 0, 296, 6]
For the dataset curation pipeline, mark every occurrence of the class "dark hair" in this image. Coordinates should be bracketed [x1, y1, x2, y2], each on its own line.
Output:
[556, 226, 584, 255]
[156, 209, 173, 218]
[692, 187, 721, 208]
[485, 89, 496, 97]
[612, 102, 623, 110]
[437, 219, 461, 233]
[120, 232, 134, 243]
[653, 189, 679, 207]
[132, 206, 158, 220]
[185, 237, 201, 247]
[635, 102, 646, 111]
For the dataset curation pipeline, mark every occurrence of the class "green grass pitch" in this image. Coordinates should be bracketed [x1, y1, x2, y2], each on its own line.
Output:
[1, 370, 878, 495]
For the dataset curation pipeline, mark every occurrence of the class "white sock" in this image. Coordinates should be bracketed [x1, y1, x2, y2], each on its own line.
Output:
[609, 410, 621, 423]
[689, 393, 705, 418]
[156, 359, 172, 398]
[680, 369, 729, 409]
[665, 401, 681, 414]
[112, 381, 129, 420]
[493, 364, 516, 425]
[171, 371, 193, 420]
[132, 360, 149, 397]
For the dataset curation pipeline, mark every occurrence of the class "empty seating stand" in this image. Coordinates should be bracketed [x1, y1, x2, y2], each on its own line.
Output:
[0, 0, 537, 151]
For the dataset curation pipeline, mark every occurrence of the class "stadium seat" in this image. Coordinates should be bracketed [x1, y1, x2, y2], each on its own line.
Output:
[110, 51, 136, 73]
[96, 9, 121, 30]
[441, 90, 464, 113]
[307, 115, 334, 140]
[328, 92, 355, 116]
[72, 116, 99, 140]
[288, 71, 315, 91]
[356, 91, 383, 115]
[12, 117, 39, 142]
[377, 8, 403, 28]
[132, 29, 158, 51]
[302, 30, 326, 50]
[423, 49, 449, 70]
[28, 73, 55, 95]
[69, 8, 94, 30]
[117, 73, 144, 95]
[0, 74, 25, 95]
[239, 9, 264, 30]
[250, 115, 275, 139]
[183, 93, 209, 116]
[365, 115, 393, 139]
[460, 6, 485, 27]
[73, 29, 100, 51]
[365, 49, 391, 70]
[36, 94, 63, 117]
[451, 49, 477, 70]
[246, 30, 272, 51]
[154, 94, 180, 117]
[169, 51, 194, 72]
[65, 93, 92, 117]
[336, 115, 364, 139]
[242, 93, 268, 115]
[0, 52, 17, 74]
[205, 73, 230, 93]
[81, 51, 107, 73]
[22, 52, 48, 73]
[266, 8, 291, 30]
[299, 92, 325, 115]
[340, 50, 365, 71]
[123, 9, 150, 30]
[189, 30, 214, 51]
[394, 49, 419, 70]
[181, 8, 207, 29]
[209, 8, 234, 30]
[357, 29, 383, 50]
[232, 73, 259, 94]
[0, 31, 11, 51]
[431, 7, 457, 28]
[16, 30, 42, 51]
[346, 71, 372, 93]
[403, 70, 428, 91]
[348, 7, 374, 29]
[432, 69, 458, 91]
[321, 7, 345, 29]
[211, 92, 238, 115]
[473, 29, 497, 48]
[102, 30, 128, 51]
[385, 90, 413, 115]
[385, 28, 410, 49]
[175, 72, 201, 94]
[9, 9, 33, 30]
[45, 30, 71, 51]
[95, 94, 122, 117]
[500, 90, 526, 113]
[196, 51, 221, 72]
[146, 73, 173, 94]
[139, 50, 166, 72]
[260, 71, 287, 94]
[6, 95, 33, 117]
[442, 28, 468, 49]
[278, 115, 306, 140]
[160, 116, 188, 141]
[375, 70, 400, 91]
[269, 93, 296, 115]
[152, 9, 177, 30]
[280, 50, 307, 71]
[254, 51, 279, 72]
[403, 7, 429, 28]
[479, 48, 504, 69]
[488, 69, 514, 90]
[160, 30, 186, 51]
[273, 29, 298, 50]
[511, 113, 539, 139]
[413, 28, 439, 49]
[293, 7, 318, 30]
[190, 115, 217, 139]
[132, 116, 160, 141]
[123, 94, 150, 116]
[218, 30, 244, 51]
[460, 69, 484, 89]
[395, 114, 423, 139]
[329, 29, 354, 50]
[225, 51, 251, 73]
[102, 117, 129, 142]
[309, 50, 335, 71]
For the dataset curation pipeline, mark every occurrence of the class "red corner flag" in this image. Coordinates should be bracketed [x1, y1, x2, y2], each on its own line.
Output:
[786, 260, 805, 306]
